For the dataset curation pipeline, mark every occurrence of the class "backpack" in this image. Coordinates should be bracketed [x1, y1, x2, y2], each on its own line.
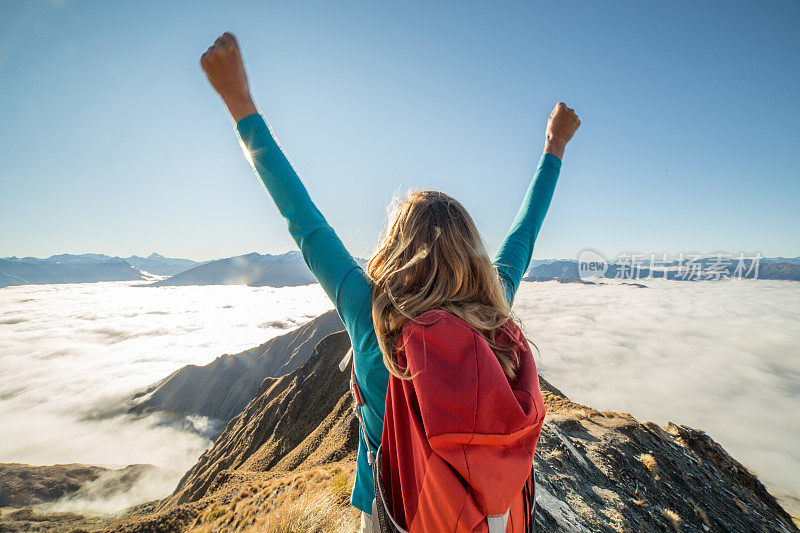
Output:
[342, 308, 545, 533]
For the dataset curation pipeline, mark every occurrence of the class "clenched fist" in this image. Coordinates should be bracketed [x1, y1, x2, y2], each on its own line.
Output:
[544, 103, 580, 159]
[200, 32, 257, 122]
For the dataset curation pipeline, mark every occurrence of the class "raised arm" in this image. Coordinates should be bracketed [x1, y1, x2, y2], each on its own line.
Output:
[200, 33, 374, 344]
[493, 103, 580, 305]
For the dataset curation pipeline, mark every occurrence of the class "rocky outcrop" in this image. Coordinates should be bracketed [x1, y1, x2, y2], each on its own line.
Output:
[532, 383, 797, 531]
[129, 310, 344, 428]
[110, 313, 798, 532]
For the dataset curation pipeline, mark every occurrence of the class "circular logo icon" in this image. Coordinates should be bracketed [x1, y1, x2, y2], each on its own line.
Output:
[578, 249, 608, 280]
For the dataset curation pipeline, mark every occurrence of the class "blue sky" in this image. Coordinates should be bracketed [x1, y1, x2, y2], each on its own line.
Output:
[1, 1, 798, 261]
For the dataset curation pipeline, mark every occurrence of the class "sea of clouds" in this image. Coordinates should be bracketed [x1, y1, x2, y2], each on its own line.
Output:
[0, 278, 797, 514]
[0, 281, 335, 514]
[513, 278, 800, 506]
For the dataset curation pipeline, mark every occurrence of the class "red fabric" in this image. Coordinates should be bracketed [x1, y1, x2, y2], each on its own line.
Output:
[380, 309, 546, 532]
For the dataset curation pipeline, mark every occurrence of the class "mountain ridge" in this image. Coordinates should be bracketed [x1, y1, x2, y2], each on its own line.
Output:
[107, 311, 798, 532]
[129, 310, 345, 429]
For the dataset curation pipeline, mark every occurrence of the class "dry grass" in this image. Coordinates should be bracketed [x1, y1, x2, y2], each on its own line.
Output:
[246, 490, 356, 533]
[733, 497, 749, 514]
[661, 508, 681, 532]
[692, 502, 710, 528]
[548, 448, 565, 461]
[329, 472, 353, 506]
[637, 453, 658, 477]
[185, 463, 358, 533]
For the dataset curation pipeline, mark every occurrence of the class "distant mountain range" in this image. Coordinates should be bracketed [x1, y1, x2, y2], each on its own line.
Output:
[524, 258, 800, 282]
[0, 254, 147, 288]
[145, 251, 318, 288]
[2, 252, 797, 289]
[123, 253, 200, 276]
[0, 252, 325, 289]
[0, 253, 201, 288]
[763, 256, 800, 265]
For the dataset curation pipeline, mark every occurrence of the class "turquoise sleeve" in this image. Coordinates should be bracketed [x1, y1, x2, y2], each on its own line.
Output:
[236, 113, 375, 348]
[492, 153, 562, 305]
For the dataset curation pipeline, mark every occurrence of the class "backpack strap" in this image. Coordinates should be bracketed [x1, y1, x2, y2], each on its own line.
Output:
[532, 467, 537, 528]
[341, 347, 404, 533]
[339, 345, 353, 372]
[524, 464, 537, 532]
[373, 445, 408, 533]
[341, 346, 379, 464]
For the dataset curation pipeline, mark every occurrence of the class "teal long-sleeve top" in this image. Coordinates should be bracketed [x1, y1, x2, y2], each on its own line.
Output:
[235, 112, 562, 514]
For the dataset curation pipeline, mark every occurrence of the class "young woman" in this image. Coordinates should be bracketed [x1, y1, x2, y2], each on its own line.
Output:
[201, 33, 579, 532]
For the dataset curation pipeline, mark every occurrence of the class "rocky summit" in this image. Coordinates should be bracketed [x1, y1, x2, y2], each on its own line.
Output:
[3, 311, 796, 532]
[106, 313, 796, 532]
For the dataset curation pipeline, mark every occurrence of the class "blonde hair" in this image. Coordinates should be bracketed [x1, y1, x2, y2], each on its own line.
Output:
[366, 188, 529, 380]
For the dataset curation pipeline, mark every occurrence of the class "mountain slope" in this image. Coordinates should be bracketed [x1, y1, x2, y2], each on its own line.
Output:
[146, 252, 317, 288]
[110, 313, 797, 532]
[130, 310, 344, 427]
[160, 329, 356, 510]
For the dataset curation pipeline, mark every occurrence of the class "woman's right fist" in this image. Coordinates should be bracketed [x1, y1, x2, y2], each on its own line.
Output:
[544, 102, 580, 159]
[200, 32, 256, 122]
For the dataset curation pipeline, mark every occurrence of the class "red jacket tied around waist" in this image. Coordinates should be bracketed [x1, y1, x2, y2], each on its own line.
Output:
[380, 308, 547, 532]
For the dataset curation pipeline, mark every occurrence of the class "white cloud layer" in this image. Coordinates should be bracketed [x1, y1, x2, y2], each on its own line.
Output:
[1, 278, 797, 513]
[0, 281, 334, 514]
[513, 279, 800, 502]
